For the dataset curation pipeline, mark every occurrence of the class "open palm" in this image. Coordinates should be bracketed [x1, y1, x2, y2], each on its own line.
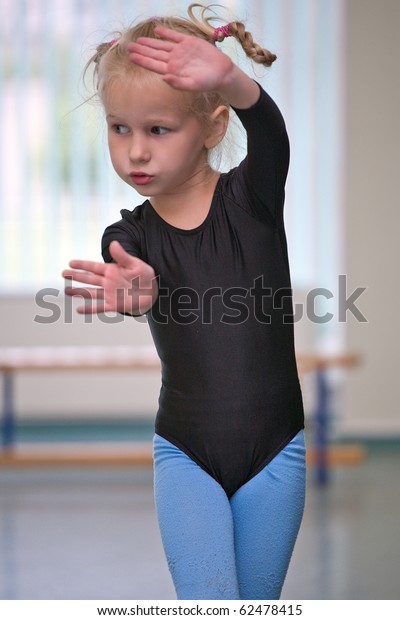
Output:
[62, 241, 157, 316]
[128, 26, 233, 91]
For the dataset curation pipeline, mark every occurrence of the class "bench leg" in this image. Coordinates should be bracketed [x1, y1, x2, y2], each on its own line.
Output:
[315, 369, 329, 485]
[2, 372, 15, 450]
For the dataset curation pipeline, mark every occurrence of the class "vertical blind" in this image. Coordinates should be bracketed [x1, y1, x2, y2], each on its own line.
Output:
[0, 0, 344, 295]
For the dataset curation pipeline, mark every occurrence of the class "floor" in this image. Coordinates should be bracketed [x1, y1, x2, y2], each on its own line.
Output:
[0, 443, 399, 600]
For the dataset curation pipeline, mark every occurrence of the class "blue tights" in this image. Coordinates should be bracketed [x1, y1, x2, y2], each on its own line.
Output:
[153, 431, 306, 600]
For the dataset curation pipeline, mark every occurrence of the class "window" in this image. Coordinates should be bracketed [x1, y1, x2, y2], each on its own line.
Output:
[0, 0, 344, 295]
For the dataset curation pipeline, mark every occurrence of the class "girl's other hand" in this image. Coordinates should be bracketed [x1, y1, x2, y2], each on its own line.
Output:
[62, 241, 158, 316]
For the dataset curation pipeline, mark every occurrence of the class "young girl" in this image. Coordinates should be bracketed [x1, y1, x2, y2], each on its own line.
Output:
[63, 4, 306, 600]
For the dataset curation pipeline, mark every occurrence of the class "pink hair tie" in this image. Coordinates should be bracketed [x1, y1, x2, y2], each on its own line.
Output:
[108, 39, 119, 47]
[213, 23, 231, 42]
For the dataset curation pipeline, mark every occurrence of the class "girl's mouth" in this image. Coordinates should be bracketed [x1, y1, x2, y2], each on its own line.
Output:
[130, 173, 154, 186]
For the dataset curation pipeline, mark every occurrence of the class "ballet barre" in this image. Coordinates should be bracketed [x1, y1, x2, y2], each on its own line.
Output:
[0, 346, 361, 484]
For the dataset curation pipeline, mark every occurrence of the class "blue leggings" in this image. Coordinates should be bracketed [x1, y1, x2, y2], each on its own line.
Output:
[153, 431, 306, 600]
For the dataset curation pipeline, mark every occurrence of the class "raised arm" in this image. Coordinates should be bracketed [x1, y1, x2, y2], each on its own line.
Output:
[128, 26, 289, 223]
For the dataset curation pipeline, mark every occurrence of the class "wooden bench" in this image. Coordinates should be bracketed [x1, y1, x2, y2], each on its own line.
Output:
[0, 346, 362, 484]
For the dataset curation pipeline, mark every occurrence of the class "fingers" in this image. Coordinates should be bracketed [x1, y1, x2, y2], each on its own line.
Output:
[128, 39, 171, 74]
[75, 302, 106, 315]
[64, 286, 105, 300]
[128, 41, 170, 75]
[129, 53, 167, 75]
[63, 285, 106, 315]
[128, 29, 188, 76]
[128, 28, 186, 51]
[153, 27, 186, 44]
[108, 240, 139, 268]
[62, 269, 103, 288]
[65, 259, 105, 275]
[62, 242, 136, 284]
[128, 40, 172, 59]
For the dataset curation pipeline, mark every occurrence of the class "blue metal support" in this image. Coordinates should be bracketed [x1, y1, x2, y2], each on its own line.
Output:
[2, 372, 15, 450]
[314, 368, 330, 486]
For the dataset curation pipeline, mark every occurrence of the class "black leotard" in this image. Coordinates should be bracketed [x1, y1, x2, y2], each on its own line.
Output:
[102, 85, 304, 498]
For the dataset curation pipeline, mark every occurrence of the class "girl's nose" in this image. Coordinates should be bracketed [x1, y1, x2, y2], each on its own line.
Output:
[129, 136, 150, 163]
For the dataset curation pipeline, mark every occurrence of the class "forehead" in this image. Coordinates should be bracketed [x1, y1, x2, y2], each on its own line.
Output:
[102, 75, 193, 118]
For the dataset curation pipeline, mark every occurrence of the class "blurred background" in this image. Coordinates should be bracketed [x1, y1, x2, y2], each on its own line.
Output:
[0, 0, 399, 601]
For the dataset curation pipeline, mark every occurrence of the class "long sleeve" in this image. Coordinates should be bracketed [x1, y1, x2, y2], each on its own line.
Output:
[231, 84, 290, 226]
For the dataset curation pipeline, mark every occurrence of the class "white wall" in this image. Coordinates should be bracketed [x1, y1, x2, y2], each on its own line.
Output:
[342, 0, 400, 436]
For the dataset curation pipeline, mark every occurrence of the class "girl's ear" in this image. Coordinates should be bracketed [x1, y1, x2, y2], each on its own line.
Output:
[205, 105, 229, 149]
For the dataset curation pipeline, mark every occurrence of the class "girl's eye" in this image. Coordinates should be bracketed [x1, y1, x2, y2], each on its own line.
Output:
[113, 124, 129, 135]
[151, 126, 169, 136]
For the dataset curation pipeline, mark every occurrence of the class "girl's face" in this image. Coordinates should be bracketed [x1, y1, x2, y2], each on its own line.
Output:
[103, 77, 212, 200]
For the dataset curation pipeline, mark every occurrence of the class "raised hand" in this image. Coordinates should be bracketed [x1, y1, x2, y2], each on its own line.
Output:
[62, 241, 158, 315]
[128, 26, 233, 92]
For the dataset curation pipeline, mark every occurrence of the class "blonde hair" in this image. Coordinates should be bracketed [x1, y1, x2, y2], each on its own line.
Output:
[84, 3, 276, 118]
